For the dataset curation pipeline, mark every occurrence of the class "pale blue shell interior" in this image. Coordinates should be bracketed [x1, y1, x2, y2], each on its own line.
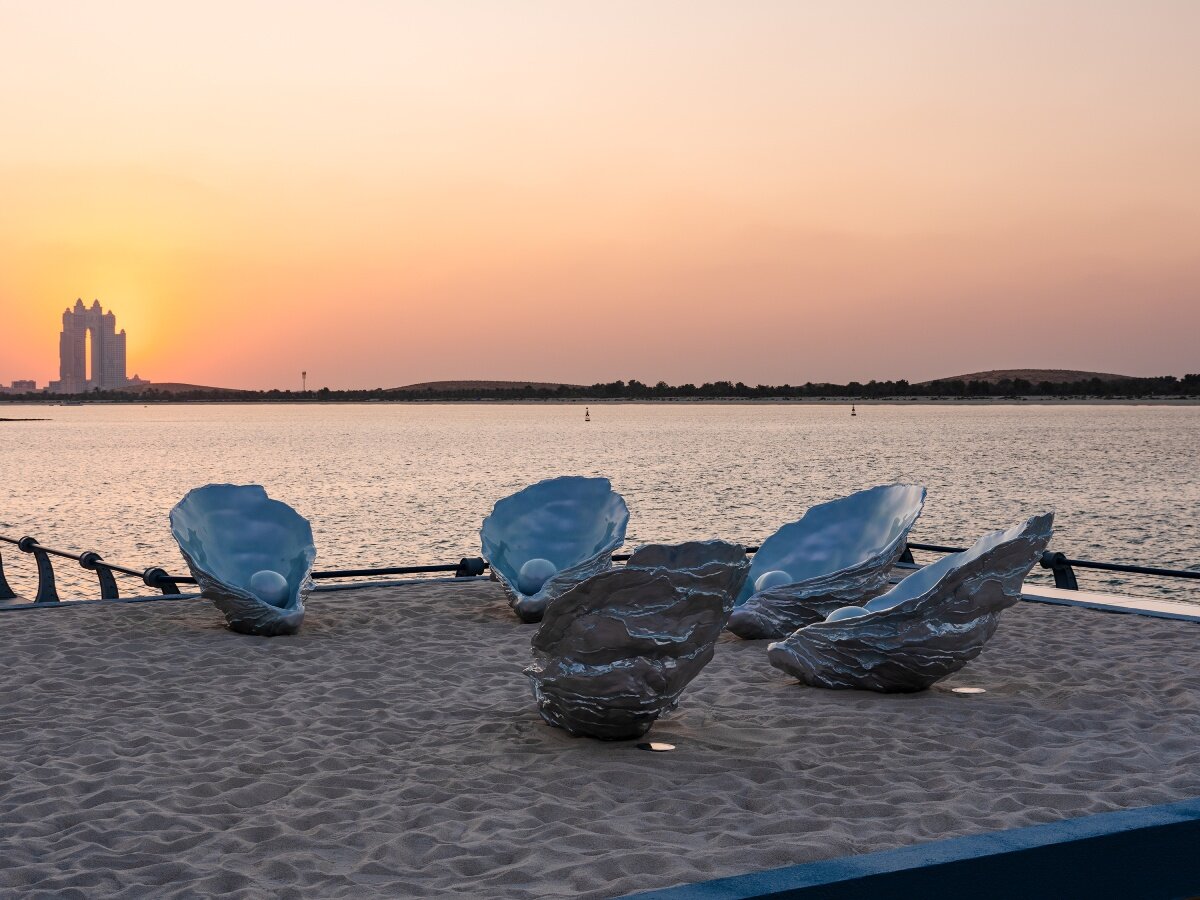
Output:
[737, 483, 927, 605]
[170, 484, 316, 609]
[481, 476, 629, 590]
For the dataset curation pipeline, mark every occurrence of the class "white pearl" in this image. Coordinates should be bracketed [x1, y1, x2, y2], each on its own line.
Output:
[825, 605, 869, 622]
[518, 558, 558, 596]
[754, 569, 793, 593]
[865, 596, 899, 612]
[249, 569, 290, 607]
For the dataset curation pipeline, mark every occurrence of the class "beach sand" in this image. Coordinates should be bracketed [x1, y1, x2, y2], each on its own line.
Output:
[1, 580, 1198, 898]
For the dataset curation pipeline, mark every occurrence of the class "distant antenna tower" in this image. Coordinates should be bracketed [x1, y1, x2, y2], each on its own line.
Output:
[302, 371, 307, 392]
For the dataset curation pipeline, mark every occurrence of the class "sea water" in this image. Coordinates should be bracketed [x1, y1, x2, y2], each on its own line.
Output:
[2, 402, 1197, 601]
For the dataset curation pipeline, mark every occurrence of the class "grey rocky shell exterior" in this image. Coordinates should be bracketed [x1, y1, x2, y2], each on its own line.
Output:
[766, 513, 1053, 692]
[727, 560, 899, 640]
[525, 540, 749, 740]
[727, 484, 926, 640]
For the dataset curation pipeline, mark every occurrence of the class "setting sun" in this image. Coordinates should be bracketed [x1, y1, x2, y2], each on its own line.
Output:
[2, 1, 1198, 389]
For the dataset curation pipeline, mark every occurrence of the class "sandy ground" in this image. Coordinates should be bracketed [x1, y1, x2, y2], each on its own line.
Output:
[1, 580, 1198, 898]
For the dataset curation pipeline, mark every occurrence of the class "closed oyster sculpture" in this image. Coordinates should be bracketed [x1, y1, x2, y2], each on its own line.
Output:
[727, 484, 927, 640]
[767, 513, 1053, 692]
[481, 475, 630, 623]
[170, 484, 316, 636]
[526, 540, 749, 740]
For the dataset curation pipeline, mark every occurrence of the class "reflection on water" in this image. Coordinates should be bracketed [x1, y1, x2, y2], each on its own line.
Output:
[1, 402, 1197, 602]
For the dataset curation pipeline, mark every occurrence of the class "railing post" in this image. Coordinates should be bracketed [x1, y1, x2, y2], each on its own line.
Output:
[143, 567, 183, 596]
[79, 551, 120, 600]
[17, 537, 59, 603]
[1040, 550, 1079, 590]
[0, 546, 17, 600]
[455, 557, 486, 577]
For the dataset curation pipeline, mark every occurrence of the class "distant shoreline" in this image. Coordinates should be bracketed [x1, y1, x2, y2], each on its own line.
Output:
[4, 369, 1194, 404]
[3, 397, 1198, 407]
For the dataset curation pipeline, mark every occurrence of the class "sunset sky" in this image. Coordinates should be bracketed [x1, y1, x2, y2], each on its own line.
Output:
[1, 1, 1197, 389]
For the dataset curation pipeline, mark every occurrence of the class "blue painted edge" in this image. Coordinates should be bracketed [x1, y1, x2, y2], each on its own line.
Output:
[1019, 590, 1200, 623]
[624, 797, 1200, 900]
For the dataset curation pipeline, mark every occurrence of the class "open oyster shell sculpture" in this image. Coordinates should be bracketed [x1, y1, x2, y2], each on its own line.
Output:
[481, 475, 630, 623]
[170, 484, 316, 636]
[525, 540, 750, 740]
[727, 483, 927, 640]
[767, 513, 1053, 692]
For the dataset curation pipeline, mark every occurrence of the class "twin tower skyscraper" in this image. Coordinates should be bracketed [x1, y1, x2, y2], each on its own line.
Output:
[48, 299, 143, 393]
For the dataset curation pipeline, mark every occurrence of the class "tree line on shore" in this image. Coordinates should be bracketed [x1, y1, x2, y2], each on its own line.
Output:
[4, 373, 1199, 402]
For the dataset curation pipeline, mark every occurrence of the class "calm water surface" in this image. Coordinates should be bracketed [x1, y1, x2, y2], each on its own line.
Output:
[2, 402, 1197, 601]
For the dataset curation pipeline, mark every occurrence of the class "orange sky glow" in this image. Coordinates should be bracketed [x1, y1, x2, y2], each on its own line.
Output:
[1, 0, 1197, 389]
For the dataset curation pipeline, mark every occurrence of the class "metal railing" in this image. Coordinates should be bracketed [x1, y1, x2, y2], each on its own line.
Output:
[0, 533, 489, 603]
[1, 532, 1196, 606]
[0, 534, 154, 603]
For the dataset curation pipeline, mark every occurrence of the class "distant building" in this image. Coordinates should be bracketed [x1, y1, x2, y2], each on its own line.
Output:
[48, 299, 147, 393]
[11, 380, 36, 391]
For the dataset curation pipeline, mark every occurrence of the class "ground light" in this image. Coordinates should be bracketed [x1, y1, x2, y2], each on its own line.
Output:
[637, 742, 676, 752]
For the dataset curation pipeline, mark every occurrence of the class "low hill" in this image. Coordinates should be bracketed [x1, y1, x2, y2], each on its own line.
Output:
[389, 380, 584, 392]
[114, 382, 251, 395]
[918, 369, 1135, 386]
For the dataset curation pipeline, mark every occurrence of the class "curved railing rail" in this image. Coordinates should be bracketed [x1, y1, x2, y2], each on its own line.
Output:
[0, 533, 490, 603]
[901, 542, 1200, 591]
[1, 533, 1196, 605]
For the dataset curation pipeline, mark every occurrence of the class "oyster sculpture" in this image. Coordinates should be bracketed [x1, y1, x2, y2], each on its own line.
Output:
[526, 540, 750, 740]
[767, 513, 1053, 692]
[481, 475, 630, 623]
[727, 484, 927, 640]
[170, 484, 316, 636]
